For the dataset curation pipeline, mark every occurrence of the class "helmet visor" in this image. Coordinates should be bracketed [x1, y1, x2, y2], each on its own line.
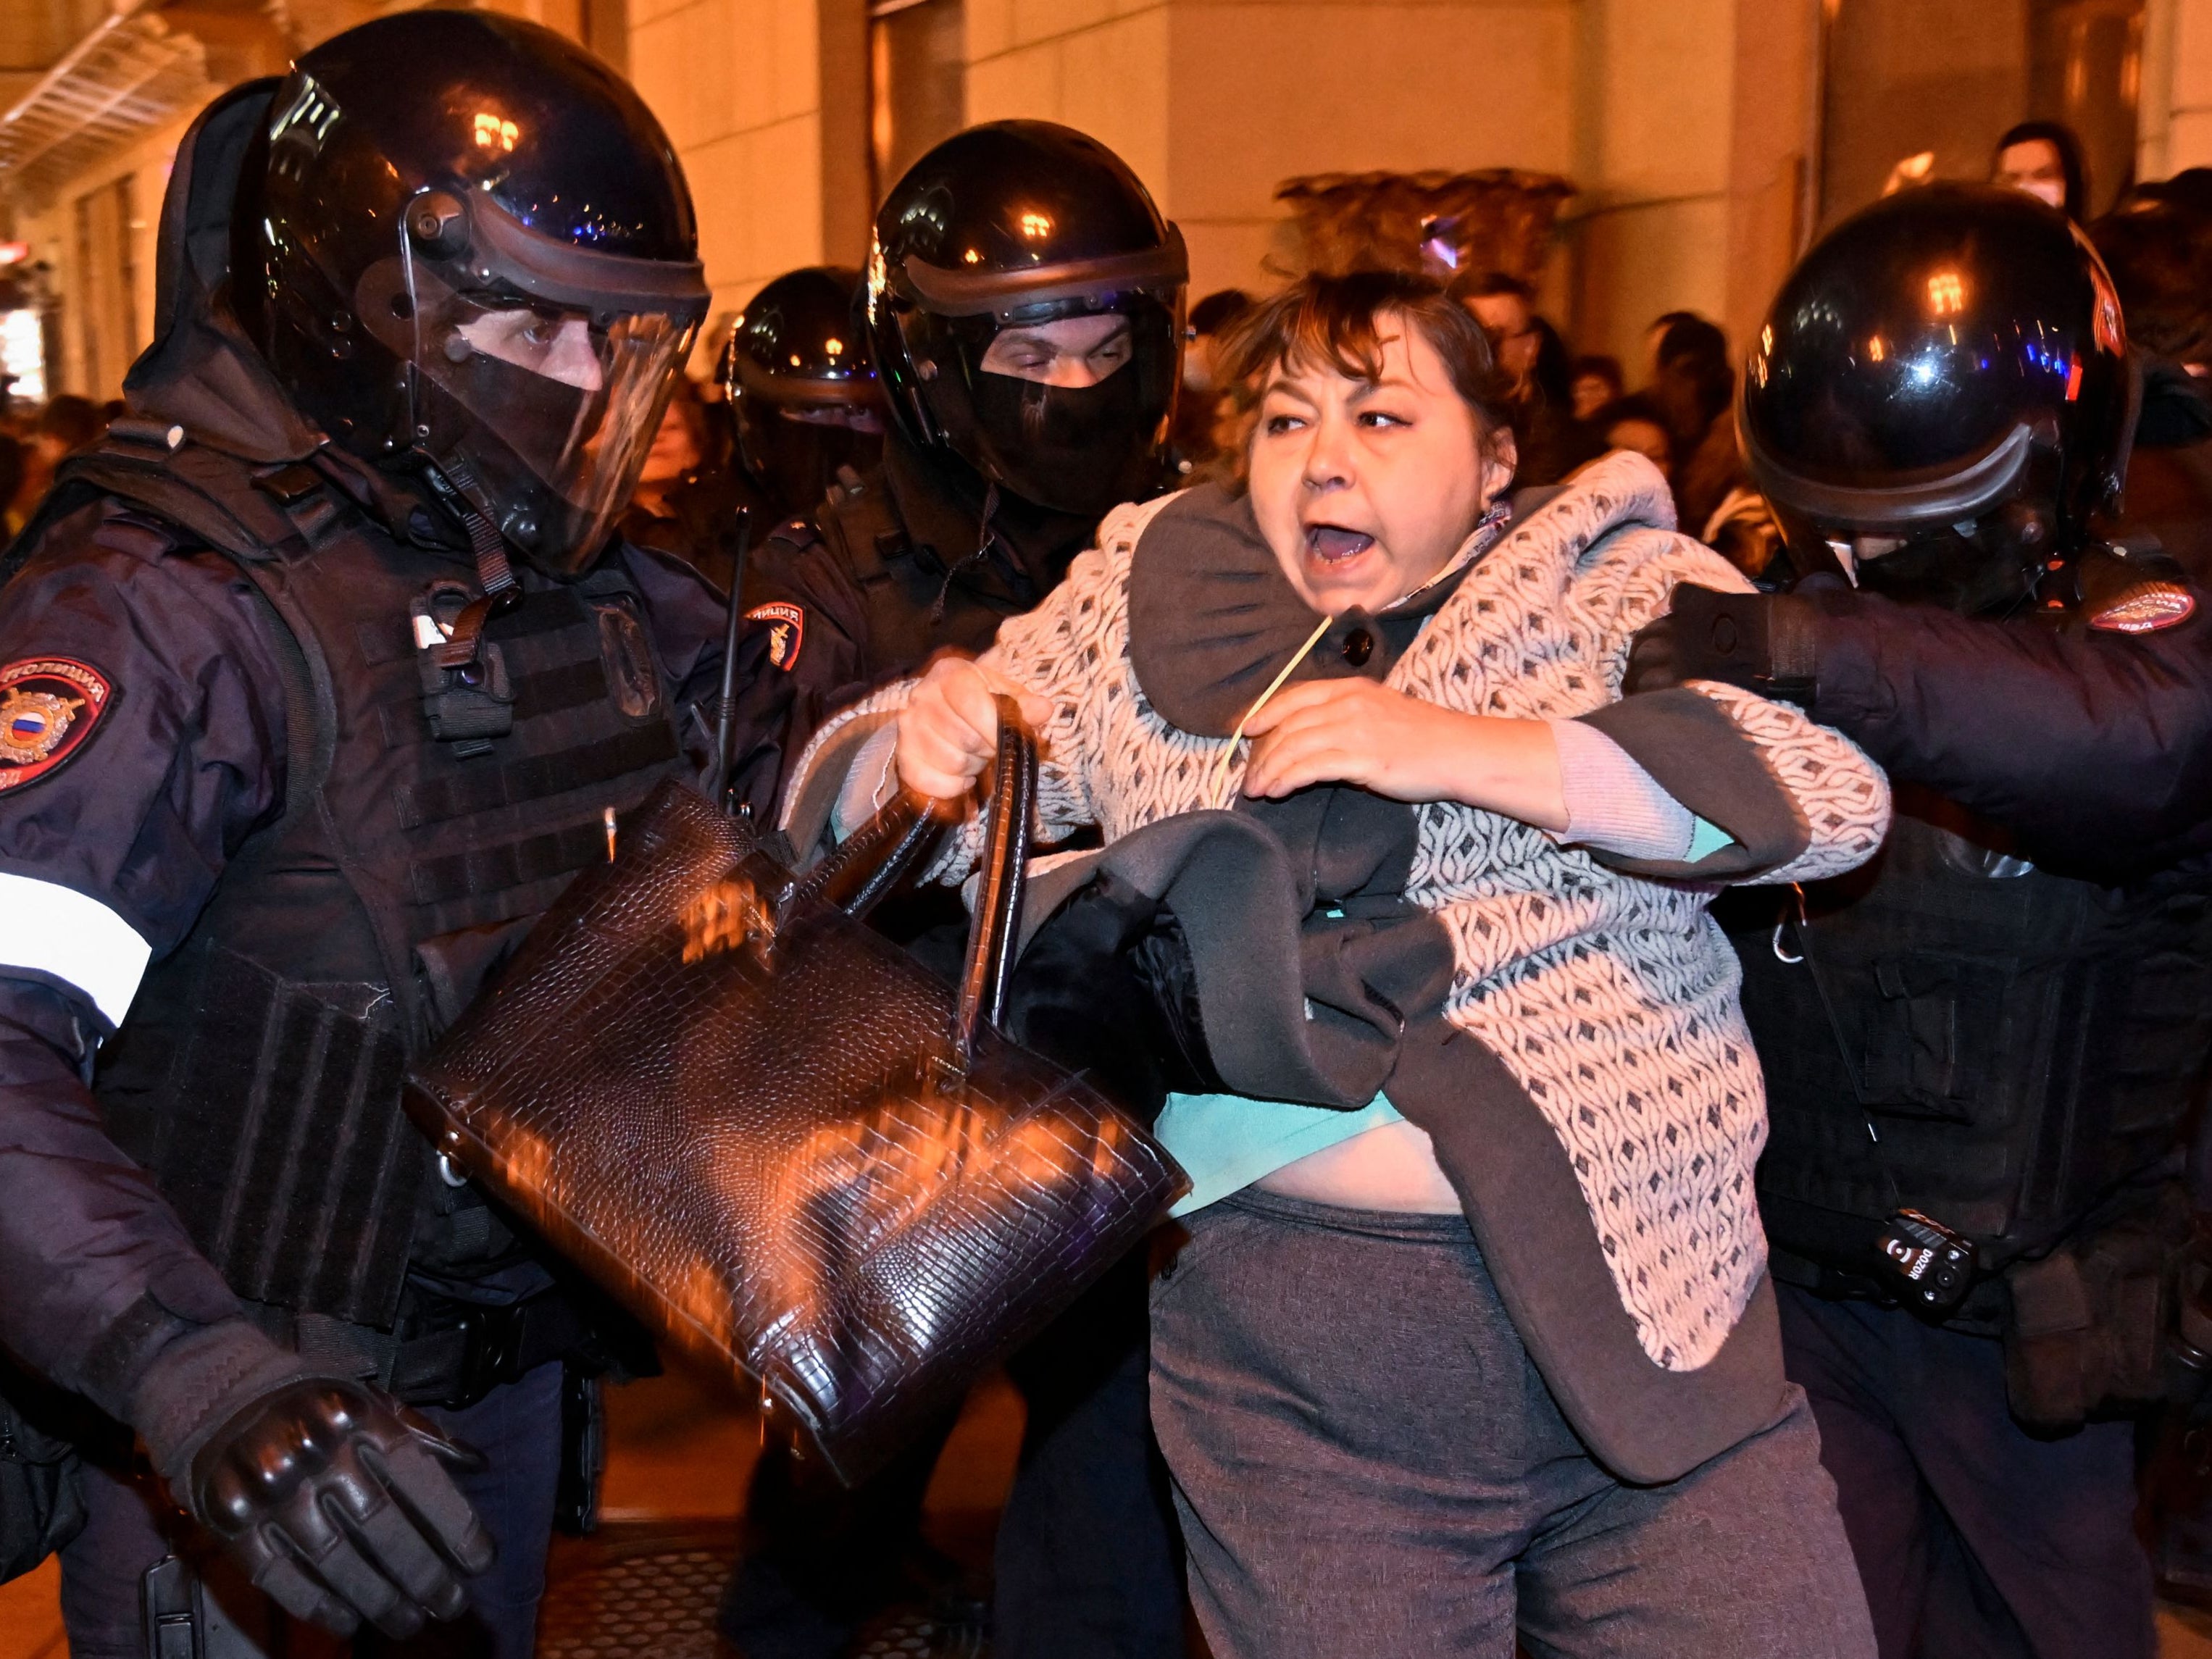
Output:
[414, 279, 695, 574]
[362, 226, 703, 576]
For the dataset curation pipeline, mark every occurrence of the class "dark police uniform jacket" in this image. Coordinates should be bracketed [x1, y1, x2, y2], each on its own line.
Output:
[722, 432, 1095, 817]
[1725, 573, 2212, 1422]
[0, 96, 730, 1429]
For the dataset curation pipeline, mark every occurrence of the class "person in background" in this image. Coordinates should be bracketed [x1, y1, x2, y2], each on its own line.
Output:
[1455, 269, 1542, 386]
[1452, 270, 1600, 485]
[1591, 390, 1675, 475]
[630, 372, 711, 515]
[1649, 314, 1744, 538]
[0, 433, 26, 542]
[20, 393, 102, 511]
[1993, 119, 2090, 221]
[619, 372, 759, 591]
[1171, 287, 1253, 476]
[1568, 353, 1624, 419]
[1642, 308, 1700, 380]
[718, 120, 1191, 1659]
[722, 264, 886, 537]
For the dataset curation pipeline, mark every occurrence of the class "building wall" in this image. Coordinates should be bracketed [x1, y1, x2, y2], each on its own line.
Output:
[2147, 0, 2212, 172]
[626, 0, 827, 347]
[17, 120, 191, 402]
[953, 0, 1814, 369]
[961, 0, 1577, 307]
[16, 0, 2212, 398]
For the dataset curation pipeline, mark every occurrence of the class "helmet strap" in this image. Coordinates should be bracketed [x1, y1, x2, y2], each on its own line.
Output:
[419, 454, 522, 669]
[930, 480, 999, 624]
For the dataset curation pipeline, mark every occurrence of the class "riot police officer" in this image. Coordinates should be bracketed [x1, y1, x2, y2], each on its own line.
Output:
[722, 265, 885, 527]
[0, 14, 730, 1652]
[722, 120, 1185, 816]
[1628, 183, 2212, 1658]
[625, 267, 888, 596]
[717, 122, 1188, 1659]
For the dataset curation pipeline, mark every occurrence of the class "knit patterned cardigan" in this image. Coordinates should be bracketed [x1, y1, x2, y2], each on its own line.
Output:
[790, 453, 1891, 1368]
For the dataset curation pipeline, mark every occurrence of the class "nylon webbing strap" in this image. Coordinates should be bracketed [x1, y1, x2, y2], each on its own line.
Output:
[422, 456, 517, 597]
[357, 588, 593, 669]
[412, 819, 610, 906]
[507, 659, 612, 721]
[419, 458, 521, 670]
[396, 724, 679, 829]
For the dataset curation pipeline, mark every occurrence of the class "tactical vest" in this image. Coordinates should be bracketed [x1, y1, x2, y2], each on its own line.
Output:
[38, 436, 688, 1332]
[1736, 789, 2212, 1297]
[798, 466, 1037, 675]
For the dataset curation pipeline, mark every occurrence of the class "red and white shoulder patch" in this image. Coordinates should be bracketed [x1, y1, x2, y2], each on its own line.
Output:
[0, 658, 113, 790]
[747, 602, 806, 672]
[2088, 582, 2198, 635]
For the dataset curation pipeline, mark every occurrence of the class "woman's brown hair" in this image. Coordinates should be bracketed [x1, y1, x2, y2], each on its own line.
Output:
[1216, 269, 1514, 437]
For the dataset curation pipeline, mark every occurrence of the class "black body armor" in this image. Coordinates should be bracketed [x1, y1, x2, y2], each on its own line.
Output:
[1738, 793, 2212, 1322]
[54, 435, 685, 1332]
[806, 469, 1019, 666]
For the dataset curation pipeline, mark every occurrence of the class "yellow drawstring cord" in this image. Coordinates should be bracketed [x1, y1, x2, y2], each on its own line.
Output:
[1206, 613, 1336, 811]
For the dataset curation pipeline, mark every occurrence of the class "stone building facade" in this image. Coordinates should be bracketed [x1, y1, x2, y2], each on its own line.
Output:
[4, 0, 2211, 398]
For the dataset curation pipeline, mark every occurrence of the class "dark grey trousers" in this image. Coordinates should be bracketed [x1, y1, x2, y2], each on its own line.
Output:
[1148, 1190, 1877, 1659]
[1778, 1284, 2154, 1659]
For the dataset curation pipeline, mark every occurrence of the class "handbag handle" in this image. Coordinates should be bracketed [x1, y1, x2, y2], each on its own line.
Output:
[797, 787, 942, 921]
[954, 696, 1037, 1069]
[788, 698, 1035, 1071]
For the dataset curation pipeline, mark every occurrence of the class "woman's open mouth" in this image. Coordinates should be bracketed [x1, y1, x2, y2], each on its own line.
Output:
[1303, 524, 1376, 564]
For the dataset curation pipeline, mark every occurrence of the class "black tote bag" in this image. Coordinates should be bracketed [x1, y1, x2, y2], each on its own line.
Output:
[406, 707, 1185, 1481]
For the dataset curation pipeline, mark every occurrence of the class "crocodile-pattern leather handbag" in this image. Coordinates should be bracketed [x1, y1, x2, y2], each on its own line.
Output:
[405, 707, 1185, 1482]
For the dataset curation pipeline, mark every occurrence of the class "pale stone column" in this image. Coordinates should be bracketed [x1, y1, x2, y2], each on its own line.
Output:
[2142, 0, 2212, 175]
[627, 0, 830, 339]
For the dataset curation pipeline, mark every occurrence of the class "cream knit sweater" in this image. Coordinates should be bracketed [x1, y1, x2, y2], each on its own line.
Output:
[791, 453, 1890, 1368]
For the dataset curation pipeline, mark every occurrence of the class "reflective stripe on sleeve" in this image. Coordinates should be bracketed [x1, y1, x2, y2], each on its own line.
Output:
[0, 872, 153, 1025]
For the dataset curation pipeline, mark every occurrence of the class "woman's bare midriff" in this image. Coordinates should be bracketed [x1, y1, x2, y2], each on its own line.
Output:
[1254, 1118, 1463, 1213]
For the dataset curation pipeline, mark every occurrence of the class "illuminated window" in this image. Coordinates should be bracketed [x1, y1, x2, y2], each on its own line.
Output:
[1, 308, 46, 404]
[1926, 270, 1966, 316]
[473, 113, 520, 153]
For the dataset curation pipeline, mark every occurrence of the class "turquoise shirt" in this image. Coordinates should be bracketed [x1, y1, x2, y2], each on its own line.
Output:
[1152, 820, 1735, 1218]
[1155, 1090, 1406, 1216]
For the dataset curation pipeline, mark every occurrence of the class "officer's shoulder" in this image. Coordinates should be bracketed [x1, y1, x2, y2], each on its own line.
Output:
[9, 488, 233, 594]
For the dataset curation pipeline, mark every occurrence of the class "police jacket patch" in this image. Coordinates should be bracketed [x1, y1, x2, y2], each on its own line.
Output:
[0, 658, 112, 790]
[747, 601, 805, 671]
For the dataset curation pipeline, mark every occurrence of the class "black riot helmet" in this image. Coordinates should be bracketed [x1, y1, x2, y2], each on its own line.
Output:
[230, 12, 710, 577]
[1742, 183, 2137, 610]
[720, 265, 885, 511]
[864, 121, 1188, 517]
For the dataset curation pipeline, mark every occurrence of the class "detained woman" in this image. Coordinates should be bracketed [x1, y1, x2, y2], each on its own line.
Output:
[785, 271, 1886, 1658]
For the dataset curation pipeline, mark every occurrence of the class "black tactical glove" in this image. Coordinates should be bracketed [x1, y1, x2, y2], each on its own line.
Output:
[133, 1321, 493, 1637]
[1623, 582, 1822, 704]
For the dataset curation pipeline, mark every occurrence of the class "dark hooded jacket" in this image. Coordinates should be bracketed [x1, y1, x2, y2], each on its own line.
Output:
[721, 430, 1102, 817]
[0, 82, 728, 1421]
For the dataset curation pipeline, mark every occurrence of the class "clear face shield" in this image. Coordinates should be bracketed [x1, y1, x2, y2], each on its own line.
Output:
[360, 190, 709, 577]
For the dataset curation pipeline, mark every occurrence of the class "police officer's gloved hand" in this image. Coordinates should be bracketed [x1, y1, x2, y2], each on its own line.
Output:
[1623, 582, 1823, 705]
[131, 1320, 493, 1637]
